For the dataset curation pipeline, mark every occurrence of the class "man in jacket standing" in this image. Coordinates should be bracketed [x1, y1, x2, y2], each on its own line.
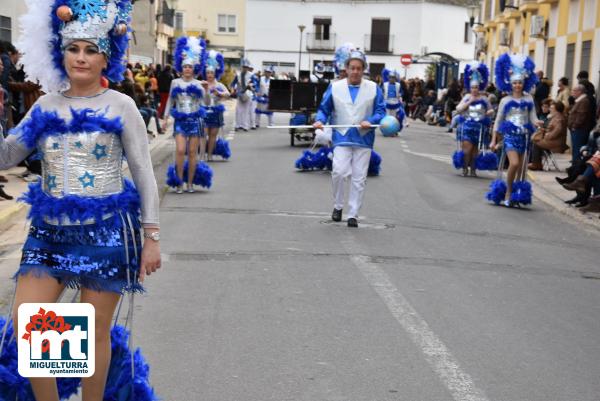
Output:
[313, 49, 386, 228]
[568, 84, 593, 162]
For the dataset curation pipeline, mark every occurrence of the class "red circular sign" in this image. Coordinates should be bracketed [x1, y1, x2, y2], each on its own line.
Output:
[400, 54, 412, 66]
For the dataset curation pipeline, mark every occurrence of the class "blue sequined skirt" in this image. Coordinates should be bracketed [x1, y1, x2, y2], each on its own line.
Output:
[174, 117, 205, 137]
[499, 121, 535, 154]
[204, 110, 224, 128]
[458, 120, 489, 146]
[14, 214, 143, 294]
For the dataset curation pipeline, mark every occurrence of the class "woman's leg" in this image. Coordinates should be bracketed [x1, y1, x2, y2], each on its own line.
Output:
[12, 273, 66, 401]
[505, 150, 522, 200]
[175, 134, 187, 187]
[187, 136, 200, 187]
[80, 289, 121, 401]
[470, 142, 479, 173]
[207, 128, 218, 161]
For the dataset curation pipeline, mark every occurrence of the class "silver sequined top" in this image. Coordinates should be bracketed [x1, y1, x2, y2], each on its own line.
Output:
[163, 78, 205, 118]
[456, 94, 492, 122]
[494, 94, 539, 131]
[0, 90, 160, 227]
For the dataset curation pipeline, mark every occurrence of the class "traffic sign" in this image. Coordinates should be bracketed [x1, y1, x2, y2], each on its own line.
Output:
[400, 54, 412, 66]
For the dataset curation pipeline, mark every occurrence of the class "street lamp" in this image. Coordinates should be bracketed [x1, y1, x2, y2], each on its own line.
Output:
[298, 24, 306, 79]
[468, 2, 484, 27]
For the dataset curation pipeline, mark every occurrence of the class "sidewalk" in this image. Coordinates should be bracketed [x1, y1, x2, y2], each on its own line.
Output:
[527, 151, 600, 230]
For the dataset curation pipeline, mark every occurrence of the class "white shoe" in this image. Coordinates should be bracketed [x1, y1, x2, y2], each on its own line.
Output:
[176, 186, 183, 194]
[187, 185, 195, 193]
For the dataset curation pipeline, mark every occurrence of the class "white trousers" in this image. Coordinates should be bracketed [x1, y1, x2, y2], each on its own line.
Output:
[235, 99, 253, 130]
[255, 110, 274, 127]
[332, 146, 371, 219]
[250, 100, 258, 127]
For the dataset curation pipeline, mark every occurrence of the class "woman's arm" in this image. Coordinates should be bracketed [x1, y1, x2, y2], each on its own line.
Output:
[0, 132, 32, 170]
[455, 94, 471, 113]
[163, 80, 176, 120]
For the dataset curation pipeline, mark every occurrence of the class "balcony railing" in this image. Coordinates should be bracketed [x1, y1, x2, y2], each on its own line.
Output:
[364, 34, 394, 54]
[306, 33, 337, 51]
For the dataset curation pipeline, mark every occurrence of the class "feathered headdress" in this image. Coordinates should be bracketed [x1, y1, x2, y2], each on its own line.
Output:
[174, 36, 206, 75]
[382, 69, 399, 83]
[17, 0, 132, 93]
[334, 42, 354, 74]
[202, 49, 225, 79]
[494, 53, 538, 93]
[463, 61, 489, 91]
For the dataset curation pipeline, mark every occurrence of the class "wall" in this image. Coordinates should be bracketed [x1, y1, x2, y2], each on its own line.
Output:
[0, 0, 30, 45]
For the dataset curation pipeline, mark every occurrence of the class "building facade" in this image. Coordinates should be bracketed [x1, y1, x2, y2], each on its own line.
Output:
[174, 0, 246, 65]
[476, 0, 600, 96]
[0, 0, 29, 44]
[130, 0, 177, 66]
[245, 0, 477, 79]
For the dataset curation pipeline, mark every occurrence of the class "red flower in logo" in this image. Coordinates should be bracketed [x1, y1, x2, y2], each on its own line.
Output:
[22, 308, 72, 353]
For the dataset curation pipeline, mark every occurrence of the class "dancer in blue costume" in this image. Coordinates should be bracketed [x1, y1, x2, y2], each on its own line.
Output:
[382, 69, 404, 118]
[0, 0, 161, 399]
[487, 53, 542, 207]
[163, 36, 207, 193]
[314, 47, 386, 228]
[201, 50, 230, 161]
[453, 61, 494, 176]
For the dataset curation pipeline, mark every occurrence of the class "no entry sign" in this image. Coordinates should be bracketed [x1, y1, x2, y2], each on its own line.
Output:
[400, 54, 412, 66]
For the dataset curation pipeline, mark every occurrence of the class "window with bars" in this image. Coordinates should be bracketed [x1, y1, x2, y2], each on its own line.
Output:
[218, 14, 236, 34]
[175, 12, 184, 31]
[565, 43, 575, 82]
[0, 16, 11, 42]
[580, 40, 592, 74]
[464, 22, 472, 44]
[546, 47, 554, 81]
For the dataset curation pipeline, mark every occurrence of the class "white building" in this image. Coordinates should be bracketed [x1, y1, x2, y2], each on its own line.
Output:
[245, 0, 477, 79]
[0, 0, 28, 44]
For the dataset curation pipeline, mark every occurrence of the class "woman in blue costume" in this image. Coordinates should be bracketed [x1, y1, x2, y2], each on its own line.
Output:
[487, 53, 541, 207]
[0, 0, 160, 399]
[453, 61, 493, 177]
[201, 50, 230, 162]
[163, 36, 207, 193]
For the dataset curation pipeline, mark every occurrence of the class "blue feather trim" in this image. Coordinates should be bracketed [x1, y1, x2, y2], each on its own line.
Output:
[495, 53, 514, 93]
[171, 85, 204, 99]
[255, 96, 269, 104]
[166, 160, 213, 188]
[171, 108, 206, 120]
[105, 0, 133, 82]
[475, 151, 499, 171]
[382, 68, 390, 83]
[502, 99, 534, 115]
[295, 147, 333, 171]
[385, 102, 402, 110]
[104, 324, 159, 401]
[486, 179, 507, 204]
[206, 104, 226, 114]
[174, 36, 207, 75]
[368, 150, 382, 176]
[0, 316, 81, 400]
[18, 179, 140, 225]
[498, 121, 535, 136]
[202, 52, 225, 80]
[523, 57, 539, 93]
[13, 106, 123, 149]
[50, 0, 71, 84]
[212, 138, 231, 159]
[463, 63, 489, 91]
[452, 150, 465, 169]
[510, 180, 533, 204]
[255, 108, 274, 115]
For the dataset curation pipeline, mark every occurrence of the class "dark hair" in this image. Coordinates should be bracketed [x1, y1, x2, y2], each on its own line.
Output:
[577, 71, 589, 80]
[559, 77, 569, 86]
[552, 100, 565, 114]
[0, 41, 16, 54]
[542, 98, 553, 107]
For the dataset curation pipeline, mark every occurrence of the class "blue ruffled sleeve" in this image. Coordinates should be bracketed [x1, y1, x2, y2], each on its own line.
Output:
[368, 86, 386, 125]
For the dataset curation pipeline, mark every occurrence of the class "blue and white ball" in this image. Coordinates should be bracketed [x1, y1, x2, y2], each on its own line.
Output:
[379, 116, 400, 137]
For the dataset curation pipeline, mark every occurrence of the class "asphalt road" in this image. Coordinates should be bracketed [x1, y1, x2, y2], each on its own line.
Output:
[135, 115, 600, 401]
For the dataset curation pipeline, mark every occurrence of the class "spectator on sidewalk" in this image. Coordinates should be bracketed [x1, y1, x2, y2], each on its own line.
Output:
[529, 101, 568, 170]
[568, 84, 593, 162]
[158, 64, 174, 118]
[534, 71, 550, 115]
[576, 71, 597, 128]
[555, 77, 570, 111]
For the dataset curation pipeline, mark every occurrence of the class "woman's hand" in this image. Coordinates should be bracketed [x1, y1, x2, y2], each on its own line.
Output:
[313, 121, 324, 130]
[489, 140, 497, 152]
[360, 121, 372, 129]
[139, 239, 161, 283]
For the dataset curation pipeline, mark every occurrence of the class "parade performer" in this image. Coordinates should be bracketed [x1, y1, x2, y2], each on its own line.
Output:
[452, 61, 494, 177]
[163, 35, 208, 193]
[382, 69, 404, 117]
[487, 53, 541, 207]
[255, 65, 274, 127]
[0, 0, 160, 399]
[314, 48, 386, 227]
[231, 59, 255, 131]
[201, 50, 231, 162]
[333, 43, 353, 80]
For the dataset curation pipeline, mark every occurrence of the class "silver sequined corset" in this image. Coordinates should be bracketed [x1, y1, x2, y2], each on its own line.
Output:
[176, 94, 200, 114]
[467, 103, 486, 121]
[505, 107, 528, 127]
[40, 132, 123, 197]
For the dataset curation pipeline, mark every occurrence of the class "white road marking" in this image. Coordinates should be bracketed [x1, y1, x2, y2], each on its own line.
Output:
[341, 236, 489, 401]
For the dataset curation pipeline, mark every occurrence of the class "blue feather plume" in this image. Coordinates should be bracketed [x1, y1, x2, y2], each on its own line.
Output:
[486, 179, 507, 204]
[382, 68, 390, 83]
[166, 160, 213, 188]
[368, 150, 382, 176]
[295, 147, 332, 171]
[452, 150, 465, 169]
[103, 324, 158, 401]
[475, 151, 499, 171]
[523, 57, 538, 93]
[463, 63, 489, 91]
[212, 138, 231, 159]
[510, 180, 532, 204]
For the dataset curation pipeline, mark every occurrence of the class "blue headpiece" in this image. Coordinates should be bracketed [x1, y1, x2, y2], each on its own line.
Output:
[242, 58, 253, 69]
[264, 65, 275, 74]
[18, 0, 132, 92]
[174, 36, 206, 75]
[202, 50, 225, 79]
[382, 69, 399, 83]
[494, 53, 538, 93]
[334, 43, 354, 74]
[463, 61, 489, 91]
[347, 49, 368, 70]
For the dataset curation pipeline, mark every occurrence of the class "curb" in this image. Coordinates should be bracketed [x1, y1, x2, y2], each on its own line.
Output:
[0, 202, 26, 227]
[527, 171, 600, 232]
